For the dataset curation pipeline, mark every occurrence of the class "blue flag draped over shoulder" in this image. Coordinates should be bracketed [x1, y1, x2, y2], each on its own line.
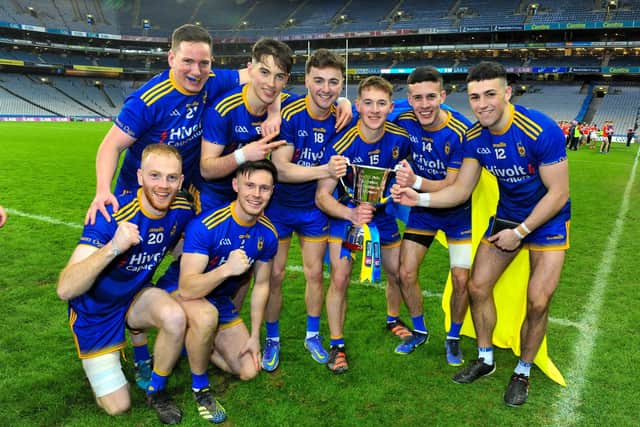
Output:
[440, 170, 566, 386]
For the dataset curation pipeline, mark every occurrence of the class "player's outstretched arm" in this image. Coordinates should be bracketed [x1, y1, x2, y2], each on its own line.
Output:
[86, 126, 137, 225]
[395, 159, 459, 192]
[241, 259, 272, 372]
[272, 146, 348, 183]
[58, 222, 140, 300]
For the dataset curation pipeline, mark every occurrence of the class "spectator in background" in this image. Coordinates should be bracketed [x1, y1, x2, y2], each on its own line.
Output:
[626, 128, 635, 147]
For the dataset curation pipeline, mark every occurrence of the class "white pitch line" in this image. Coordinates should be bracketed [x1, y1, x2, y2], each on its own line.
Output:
[5, 208, 83, 229]
[6, 207, 581, 322]
[551, 145, 640, 426]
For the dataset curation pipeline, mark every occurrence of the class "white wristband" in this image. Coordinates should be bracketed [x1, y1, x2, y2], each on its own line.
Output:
[111, 240, 121, 256]
[520, 222, 531, 234]
[513, 227, 525, 239]
[417, 192, 431, 207]
[412, 176, 423, 190]
[234, 148, 246, 165]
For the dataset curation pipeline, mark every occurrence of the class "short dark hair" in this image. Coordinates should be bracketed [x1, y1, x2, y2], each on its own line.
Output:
[236, 159, 278, 184]
[407, 66, 443, 88]
[466, 61, 507, 83]
[171, 24, 212, 52]
[305, 49, 345, 77]
[357, 75, 393, 98]
[252, 38, 293, 74]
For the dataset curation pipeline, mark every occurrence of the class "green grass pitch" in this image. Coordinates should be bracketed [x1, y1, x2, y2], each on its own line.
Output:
[0, 122, 638, 426]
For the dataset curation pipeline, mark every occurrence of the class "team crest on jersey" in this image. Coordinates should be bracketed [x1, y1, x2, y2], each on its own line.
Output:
[517, 141, 526, 157]
[392, 146, 400, 159]
[258, 236, 264, 251]
[186, 101, 200, 109]
[170, 224, 177, 237]
[444, 141, 450, 156]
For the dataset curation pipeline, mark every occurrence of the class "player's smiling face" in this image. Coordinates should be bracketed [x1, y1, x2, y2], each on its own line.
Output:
[356, 86, 393, 132]
[168, 41, 212, 94]
[233, 170, 274, 219]
[137, 153, 183, 216]
[408, 81, 446, 128]
[249, 55, 288, 107]
[467, 78, 512, 131]
[305, 66, 343, 115]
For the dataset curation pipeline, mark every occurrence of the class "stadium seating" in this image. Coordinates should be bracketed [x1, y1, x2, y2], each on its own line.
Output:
[590, 86, 640, 136]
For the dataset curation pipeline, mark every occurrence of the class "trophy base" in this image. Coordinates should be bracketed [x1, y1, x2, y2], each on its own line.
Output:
[343, 225, 364, 251]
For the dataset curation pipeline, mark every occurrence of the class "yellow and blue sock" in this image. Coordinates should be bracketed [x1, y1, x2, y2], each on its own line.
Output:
[330, 336, 345, 348]
[146, 369, 169, 395]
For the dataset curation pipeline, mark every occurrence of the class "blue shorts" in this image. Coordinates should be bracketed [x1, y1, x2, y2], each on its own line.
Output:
[405, 206, 472, 244]
[329, 212, 401, 248]
[69, 287, 148, 359]
[157, 262, 241, 328]
[265, 202, 328, 242]
[156, 260, 180, 293]
[189, 184, 233, 215]
[206, 295, 241, 329]
[483, 216, 570, 251]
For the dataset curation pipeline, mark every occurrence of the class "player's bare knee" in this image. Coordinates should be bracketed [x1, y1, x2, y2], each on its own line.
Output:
[304, 266, 324, 286]
[238, 364, 259, 381]
[270, 267, 286, 289]
[527, 297, 550, 319]
[99, 395, 131, 416]
[157, 304, 187, 337]
[451, 271, 469, 294]
[467, 278, 490, 300]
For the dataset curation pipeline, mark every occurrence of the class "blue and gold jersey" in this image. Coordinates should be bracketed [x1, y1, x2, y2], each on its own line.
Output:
[323, 120, 411, 209]
[182, 202, 278, 298]
[324, 120, 411, 169]
[272, 94, 340, 208]
[114, 68, 239, 192]
[464, 104, 571, 221]
[196, 85, 292, 204]
[397, 108, 472, 214]
[70, 190, 194, 315]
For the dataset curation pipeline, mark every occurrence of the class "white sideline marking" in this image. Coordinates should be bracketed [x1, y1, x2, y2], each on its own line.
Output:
[551, 146, 640, 425]
[5, 208, 83, 229]
[6, 208, 584, 323]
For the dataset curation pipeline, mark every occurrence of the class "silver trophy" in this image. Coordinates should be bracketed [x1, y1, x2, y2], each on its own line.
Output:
[340, 162, 397, 251]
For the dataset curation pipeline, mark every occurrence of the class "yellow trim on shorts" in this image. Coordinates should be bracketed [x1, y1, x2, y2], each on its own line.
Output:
[299, 235, 328, 243]
[219, 318, 243, 331]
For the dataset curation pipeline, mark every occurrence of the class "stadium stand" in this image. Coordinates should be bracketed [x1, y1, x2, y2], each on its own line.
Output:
[591, 85, 640, 136]
[511, 83, 588, 122]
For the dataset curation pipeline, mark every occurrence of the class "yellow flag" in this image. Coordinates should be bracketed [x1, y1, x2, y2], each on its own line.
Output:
[440, 169, 566, 386]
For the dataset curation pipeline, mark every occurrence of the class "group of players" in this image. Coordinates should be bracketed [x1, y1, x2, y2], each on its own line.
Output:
[57, 22, 571, 424]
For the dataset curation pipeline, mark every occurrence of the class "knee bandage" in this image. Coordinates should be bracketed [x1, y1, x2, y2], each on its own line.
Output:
[449, 243, 472, 269]
[81, 352, 128, 397]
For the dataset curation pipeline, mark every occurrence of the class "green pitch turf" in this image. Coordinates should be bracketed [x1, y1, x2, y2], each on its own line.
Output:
[0, 122, 638, 426]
